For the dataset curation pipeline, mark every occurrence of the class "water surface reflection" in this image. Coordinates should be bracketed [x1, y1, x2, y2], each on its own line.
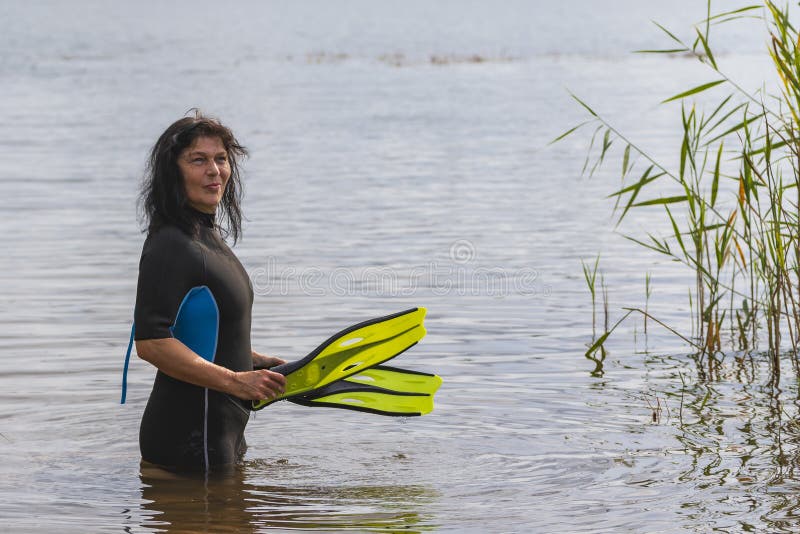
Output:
[604, 349, 800, 532]
[139, 461, 438, 532]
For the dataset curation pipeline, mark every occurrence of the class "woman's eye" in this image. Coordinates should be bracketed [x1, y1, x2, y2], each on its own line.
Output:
[216, 157, 229, 164]
[191, 158, 205, 165]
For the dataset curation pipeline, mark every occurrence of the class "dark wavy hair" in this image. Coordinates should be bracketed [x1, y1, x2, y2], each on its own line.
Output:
[139, 110, 248, 243]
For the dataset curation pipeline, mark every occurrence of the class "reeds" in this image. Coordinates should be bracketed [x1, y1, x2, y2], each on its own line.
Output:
[561, 2, 800, 381]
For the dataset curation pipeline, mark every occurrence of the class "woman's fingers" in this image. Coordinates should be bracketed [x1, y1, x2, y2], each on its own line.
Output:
[252, 354, 288, 370]
[232, 369, 286, 400]
[265, 356, 287, 367]
[256, 369, 286, 398]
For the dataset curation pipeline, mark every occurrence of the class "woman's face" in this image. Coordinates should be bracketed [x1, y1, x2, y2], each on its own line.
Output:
[178, 136, 231, 214]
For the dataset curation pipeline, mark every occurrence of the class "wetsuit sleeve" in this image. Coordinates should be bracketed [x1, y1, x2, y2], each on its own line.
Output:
[134, 229, 204, 341]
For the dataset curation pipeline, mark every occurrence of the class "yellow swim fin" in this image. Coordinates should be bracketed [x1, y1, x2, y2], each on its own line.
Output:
[336, 365, 442, 395]
[289, 365, 442, 416]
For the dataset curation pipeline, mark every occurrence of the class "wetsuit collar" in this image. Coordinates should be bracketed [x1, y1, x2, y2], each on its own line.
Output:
[185, 206, 216, 229]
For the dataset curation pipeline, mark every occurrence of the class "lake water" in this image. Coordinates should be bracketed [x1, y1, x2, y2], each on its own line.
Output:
[2, 1, 797, 532]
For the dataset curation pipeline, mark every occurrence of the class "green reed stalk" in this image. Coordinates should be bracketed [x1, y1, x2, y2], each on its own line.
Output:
[645, 273, 652, 335]
[582, 255, 601, 340]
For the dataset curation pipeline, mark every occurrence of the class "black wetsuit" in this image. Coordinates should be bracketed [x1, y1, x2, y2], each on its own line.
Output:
[134, 209, 253, 471]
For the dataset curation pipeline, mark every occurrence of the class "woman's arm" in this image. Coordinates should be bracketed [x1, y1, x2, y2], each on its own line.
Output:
[136, 338, 286, 401]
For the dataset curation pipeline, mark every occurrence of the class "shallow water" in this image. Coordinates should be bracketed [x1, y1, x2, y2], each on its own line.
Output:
[2, 1, 798, 532]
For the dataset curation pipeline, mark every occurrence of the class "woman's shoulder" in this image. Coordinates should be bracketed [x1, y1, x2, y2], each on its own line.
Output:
[136, 223, 207, 287]
[142, 225, 201, 258]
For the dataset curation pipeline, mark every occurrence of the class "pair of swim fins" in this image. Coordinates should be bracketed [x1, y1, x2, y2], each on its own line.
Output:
[122, 288, 440, 416]
[254, 307, 441, 416]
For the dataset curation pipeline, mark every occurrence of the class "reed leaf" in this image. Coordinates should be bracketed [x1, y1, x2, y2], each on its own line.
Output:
[582, 124, 604, 175]
[694, 28, 718, 69]
[699, 94, 734, 133]
[705, 115, 759, 145]
[585, 331, 612, 358]
[599, 129, 613, 164]
[665, 205, 687, 256]
[662, 80, 726, 104]
[699, 222, 728, 233]
[652, 20, 688, 47]
[710, 14, 763, 25]
[635, 48, 690, 54]
[585, 310, 635, 358]
[549, 120, 594, 144]
[703, 5, 762, 23]
[624, 234, 671, 256]
[581, 256, 600, 299]
[589, 128, 614, 177]
[733, 237, 747, 267]
[608, 167, 662, 198]
[633, 195, 688, 207]
[622, 144, 631, 176]
[610, 167, 667, 224]
[746, 138, 787, 157]
[741, 159, 754, 204]
[711, 142, 723, 207]
[702, 102, 747, 142]
[570, 92, 598, 117]
[680, 113, 689, 180]
[766, 1, 792, 39]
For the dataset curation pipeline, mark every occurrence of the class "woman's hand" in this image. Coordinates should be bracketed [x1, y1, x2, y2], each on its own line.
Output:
[229, 369, 286, 401]
[252, 350, 287, 370]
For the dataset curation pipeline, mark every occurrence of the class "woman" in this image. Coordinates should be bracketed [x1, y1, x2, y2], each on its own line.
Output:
[134, 112, 286, 471]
